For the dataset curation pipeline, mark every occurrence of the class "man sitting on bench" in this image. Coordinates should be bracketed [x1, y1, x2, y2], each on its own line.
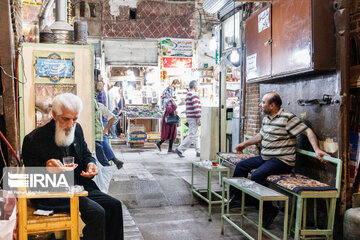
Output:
[231, 92, 329, 228]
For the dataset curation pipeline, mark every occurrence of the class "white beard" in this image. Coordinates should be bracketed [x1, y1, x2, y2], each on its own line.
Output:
[54, 121, 76, 147]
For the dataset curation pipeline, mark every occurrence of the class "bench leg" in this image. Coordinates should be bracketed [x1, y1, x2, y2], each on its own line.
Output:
[221, 182, 225, 235]
[208, 171, 212, 221]
[283, 198, 289, 240]
[191, 164, 194, 206]
[70, 197, 80, 240]
[241, 191, 245, 228]
[326, 198, 336, 239]
[258, 200, 263, 240]
[294, 196, 303, 240]
[289, 195, 296, 236]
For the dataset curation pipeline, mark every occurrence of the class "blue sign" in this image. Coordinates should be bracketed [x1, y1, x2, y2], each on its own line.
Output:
[37, 58, 73, 79]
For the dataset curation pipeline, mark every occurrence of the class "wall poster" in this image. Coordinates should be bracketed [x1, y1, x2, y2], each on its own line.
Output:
[162, 57, 192, 69]
[33, 51, 75, 84]
[35, 83, 77, 128]
[161, 38, 194, 57]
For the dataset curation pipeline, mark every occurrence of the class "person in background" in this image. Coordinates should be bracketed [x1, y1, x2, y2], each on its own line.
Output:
[156, 79, 180, 153]
[156, 100, 177, 153]
[160, 79, 179, 112]
[108, 82, 121, 139]
[116, 89, 126, 135]
[95, 69, 107, 107]
[94, 97, 124, 169]
[175, 80, 201, 158]
[230, 92, 329, 228]
[22, 93, 124, 240]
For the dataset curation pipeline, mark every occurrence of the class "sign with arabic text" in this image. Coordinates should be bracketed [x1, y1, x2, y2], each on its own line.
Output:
[161, 38, 194, 57]
[34, 51, 75, 83]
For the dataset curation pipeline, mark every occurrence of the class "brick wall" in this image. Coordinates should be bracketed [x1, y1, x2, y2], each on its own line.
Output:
[102, 0, 197, 38]
[244, 83, 260, 155]
[72, 0, 206, 39]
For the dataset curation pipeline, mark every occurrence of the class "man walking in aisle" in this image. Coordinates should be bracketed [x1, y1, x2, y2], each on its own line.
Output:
[175, 80, 201, 158]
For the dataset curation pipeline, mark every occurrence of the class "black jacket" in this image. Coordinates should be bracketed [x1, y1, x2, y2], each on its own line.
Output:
[22, 120, 99, 211]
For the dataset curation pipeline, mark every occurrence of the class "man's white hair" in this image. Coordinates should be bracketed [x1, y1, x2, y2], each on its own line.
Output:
[52, 93, 83, 115]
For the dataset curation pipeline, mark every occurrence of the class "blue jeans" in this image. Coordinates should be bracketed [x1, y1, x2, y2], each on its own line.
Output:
[102, 135, 115, 160]
[231, 155, 293, 198]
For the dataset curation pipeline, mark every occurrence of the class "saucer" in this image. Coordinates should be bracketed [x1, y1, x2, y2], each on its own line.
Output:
[64, 164, 78, 171]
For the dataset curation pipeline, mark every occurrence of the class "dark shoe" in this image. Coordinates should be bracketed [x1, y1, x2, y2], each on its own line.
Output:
[111, 157, 124, 170]
[174, 149, 185, 158]
[263, 206, 279, 228]
[168, 150, 175, 153]
[155, 142, 161, 152]
[196, 152, 200, 157]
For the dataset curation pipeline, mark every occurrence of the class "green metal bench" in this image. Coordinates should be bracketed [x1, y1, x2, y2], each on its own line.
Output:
[217, 135, 254, 167]
[267, 149, 342, 240]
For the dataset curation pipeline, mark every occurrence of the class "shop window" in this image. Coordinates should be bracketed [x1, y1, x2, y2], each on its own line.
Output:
[129, 8, 136, 20]
[222, 11, 241, 51]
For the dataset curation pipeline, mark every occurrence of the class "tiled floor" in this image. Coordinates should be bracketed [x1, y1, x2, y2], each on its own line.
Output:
[108, 143, 290, 240]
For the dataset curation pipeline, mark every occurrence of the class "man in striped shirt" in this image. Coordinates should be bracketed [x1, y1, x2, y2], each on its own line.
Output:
[175, 80, 201, 158]
[231, 92, 329, 227]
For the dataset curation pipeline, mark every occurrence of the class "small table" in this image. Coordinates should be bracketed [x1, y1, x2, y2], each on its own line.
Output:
[191, 161, 230, 221]
[221, 177, 288, 240]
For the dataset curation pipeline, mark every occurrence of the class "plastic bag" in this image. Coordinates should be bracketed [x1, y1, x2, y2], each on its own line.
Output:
[0, 190, 17, 240]
[92, 158, 116, 193]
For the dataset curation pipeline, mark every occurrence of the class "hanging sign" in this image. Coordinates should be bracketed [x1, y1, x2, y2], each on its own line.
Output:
[162, 57, 192, 69]
[161, 38, 194, 57]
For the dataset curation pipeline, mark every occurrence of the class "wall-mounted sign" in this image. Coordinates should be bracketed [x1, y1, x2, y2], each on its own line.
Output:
[161, 38, 194, 57]
[258, 8, 270, 33]
[162, 57, 192, 69]
[34, 51, 75, 83]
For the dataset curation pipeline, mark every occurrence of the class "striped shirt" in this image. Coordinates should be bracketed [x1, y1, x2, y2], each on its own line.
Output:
[260, 108, 308, 166]
[185, 91, 201, 119]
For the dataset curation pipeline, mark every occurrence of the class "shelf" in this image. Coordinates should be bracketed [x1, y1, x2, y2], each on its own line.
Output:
[200, 75, 214, 78]
[226, 82, 240, 84]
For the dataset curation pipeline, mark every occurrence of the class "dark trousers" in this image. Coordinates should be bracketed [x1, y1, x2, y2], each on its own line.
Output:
[158, 139, 174, 151]
[231, 156, 293, 208]
[79, 190, 124, 240]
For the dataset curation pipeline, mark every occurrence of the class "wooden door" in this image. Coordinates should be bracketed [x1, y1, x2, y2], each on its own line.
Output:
[245, 5, 272, 82]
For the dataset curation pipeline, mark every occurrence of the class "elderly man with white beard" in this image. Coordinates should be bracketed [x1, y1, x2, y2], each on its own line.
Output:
[22, 93, 124, 240]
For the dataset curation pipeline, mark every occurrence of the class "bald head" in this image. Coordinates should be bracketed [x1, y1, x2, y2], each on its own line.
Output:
[260, 92, 282, 116]
[266, 92, 282, 107]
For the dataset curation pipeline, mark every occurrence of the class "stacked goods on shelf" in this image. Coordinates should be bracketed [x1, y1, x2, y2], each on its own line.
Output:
[129, 124, 147, 143]
[147, 132, 161, 142]
[123, 106, 162, 118]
